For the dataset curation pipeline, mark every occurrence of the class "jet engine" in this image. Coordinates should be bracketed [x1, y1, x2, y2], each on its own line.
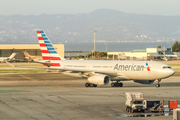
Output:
[133, 80, 155, 84]
[88, 75, 110, 85]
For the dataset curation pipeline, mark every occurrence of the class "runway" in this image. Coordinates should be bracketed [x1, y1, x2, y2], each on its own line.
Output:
[0, 73, 179, 120]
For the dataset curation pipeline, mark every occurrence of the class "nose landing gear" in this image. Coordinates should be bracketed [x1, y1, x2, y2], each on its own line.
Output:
[155, 79, 161, 88]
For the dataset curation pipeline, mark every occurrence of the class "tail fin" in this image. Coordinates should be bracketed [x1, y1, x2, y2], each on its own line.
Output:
[7, 53, 16, 61]
[36, 31, 62, 67]
[9, 53, 16, 59]
[23, 50, 31, 57]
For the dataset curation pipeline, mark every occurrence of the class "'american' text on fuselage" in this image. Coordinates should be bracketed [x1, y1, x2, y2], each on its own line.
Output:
[114, 64, 145, 71]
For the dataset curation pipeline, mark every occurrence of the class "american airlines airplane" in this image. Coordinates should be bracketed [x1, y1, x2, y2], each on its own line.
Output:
[37, 31, 175, 88]
[0, 53, 16, 63]
[23, 50, 42, 62]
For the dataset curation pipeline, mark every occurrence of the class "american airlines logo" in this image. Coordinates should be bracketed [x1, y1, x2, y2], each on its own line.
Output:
[113, 63, 151, 71]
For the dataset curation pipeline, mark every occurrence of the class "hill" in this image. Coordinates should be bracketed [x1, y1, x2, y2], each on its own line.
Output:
[0, 9, 180, 43]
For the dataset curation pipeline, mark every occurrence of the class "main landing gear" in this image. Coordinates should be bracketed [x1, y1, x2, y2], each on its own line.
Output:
[155, 79, 161, 88]
[85, 83, 97, 87]
[111, 81, 123, 87]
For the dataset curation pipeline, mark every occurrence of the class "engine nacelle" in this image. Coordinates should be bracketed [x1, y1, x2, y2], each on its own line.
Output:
[88, 75, 110, 85]
[133, 80, 155, 84]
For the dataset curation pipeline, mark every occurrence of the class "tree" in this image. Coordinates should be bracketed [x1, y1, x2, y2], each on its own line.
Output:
[157, 46, 161, 48]
[85, 51, 107, 58]
[172, 41, 180, 52]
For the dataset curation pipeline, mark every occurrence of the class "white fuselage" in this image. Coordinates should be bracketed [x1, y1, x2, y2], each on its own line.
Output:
[50, 60, 175, 81]
[0, 57, 9, 62]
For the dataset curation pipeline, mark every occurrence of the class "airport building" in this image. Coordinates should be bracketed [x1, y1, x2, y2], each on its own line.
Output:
[107, 48, 178, 60]
[0, 44, 64, 61]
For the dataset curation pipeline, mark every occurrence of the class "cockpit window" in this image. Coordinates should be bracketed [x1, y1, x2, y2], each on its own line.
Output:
[163, 66, 172, 69]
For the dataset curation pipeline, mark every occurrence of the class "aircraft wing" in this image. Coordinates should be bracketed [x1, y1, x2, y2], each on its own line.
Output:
[14, 65, 125, 78]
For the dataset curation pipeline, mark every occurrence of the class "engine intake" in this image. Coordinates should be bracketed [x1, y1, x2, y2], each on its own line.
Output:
[88, 75, 110, 85]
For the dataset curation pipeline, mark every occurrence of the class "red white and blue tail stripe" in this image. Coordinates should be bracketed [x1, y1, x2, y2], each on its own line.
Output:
[37, 31, 62, 68]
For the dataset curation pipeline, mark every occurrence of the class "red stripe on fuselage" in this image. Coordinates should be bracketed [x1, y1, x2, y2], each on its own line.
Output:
[42, 56, 61, 60]
[43, 63, 61, 67]
[41, 50, 49, 53]
[50, 63, 61, 66]
[38, 37, 43, 40]
[40, 43, 46, 47]
[37, 31, 41, 34]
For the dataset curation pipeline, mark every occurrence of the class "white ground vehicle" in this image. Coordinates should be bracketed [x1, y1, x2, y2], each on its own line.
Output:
[125, 92, 145, 113]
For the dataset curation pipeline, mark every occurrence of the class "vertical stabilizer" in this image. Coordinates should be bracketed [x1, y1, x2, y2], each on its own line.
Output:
[36, 31, 62, 67]
[23, 50, 32, 57]
[9, 53, 16, 59]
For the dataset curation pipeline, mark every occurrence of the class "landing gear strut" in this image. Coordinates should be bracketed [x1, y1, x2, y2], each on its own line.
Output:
[155, 79, 161, 88]
[85, 83, 97, 87]
[111, 81, 123, 87]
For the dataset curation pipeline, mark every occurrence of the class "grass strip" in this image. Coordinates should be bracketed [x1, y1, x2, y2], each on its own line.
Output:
[0, 90, 29, 93]
[168, 64, 180, 66]
[0, 63, 45, 67]
[0, 69, 48, 73]
[172, 68, 180, 76]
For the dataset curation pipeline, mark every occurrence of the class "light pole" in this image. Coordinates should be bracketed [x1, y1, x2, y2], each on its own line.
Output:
[104, 43, 108, 60]
[104, 43, 107, 52]
[93, 30, 97, 59]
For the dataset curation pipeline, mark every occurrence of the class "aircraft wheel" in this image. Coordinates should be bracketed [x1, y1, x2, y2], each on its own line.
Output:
[93, 84, 97, 87]
[115, 83, 119, 87]
[119, 83, 123, 87]
[90, 83, 94, 87]
[155, 84, 160, 88]
[85, 83, 89, 87]
[111, 83, 115, 87]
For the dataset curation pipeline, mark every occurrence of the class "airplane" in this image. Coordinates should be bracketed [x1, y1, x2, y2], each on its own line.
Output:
[29, 31, 175, 88]
[23, 50, 42, 62]
[0, 53, 17, 63]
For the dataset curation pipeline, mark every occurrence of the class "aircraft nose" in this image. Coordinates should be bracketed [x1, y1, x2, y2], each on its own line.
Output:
[170, 69, 175, 76]
[160, 69, 175, 78]
[166, 69, 175, 77]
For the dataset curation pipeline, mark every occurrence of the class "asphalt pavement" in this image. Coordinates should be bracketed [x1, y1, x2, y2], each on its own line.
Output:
[0, 73, 179, 120]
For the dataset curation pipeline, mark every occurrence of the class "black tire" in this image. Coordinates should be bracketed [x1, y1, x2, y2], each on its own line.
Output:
[119, 83, 123, 87]
[115, 83, 119, 87]
[111, 83, 115, 87]
[90, 84, 94, 87]
[93, 84, 97, 87]
[85, 83, 89, 87]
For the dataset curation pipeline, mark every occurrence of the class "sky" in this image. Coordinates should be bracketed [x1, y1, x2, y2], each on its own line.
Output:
[0, 0, 180, 16]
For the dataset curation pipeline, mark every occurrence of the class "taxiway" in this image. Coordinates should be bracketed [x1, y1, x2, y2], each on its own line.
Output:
[0, 73, 179, 120]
